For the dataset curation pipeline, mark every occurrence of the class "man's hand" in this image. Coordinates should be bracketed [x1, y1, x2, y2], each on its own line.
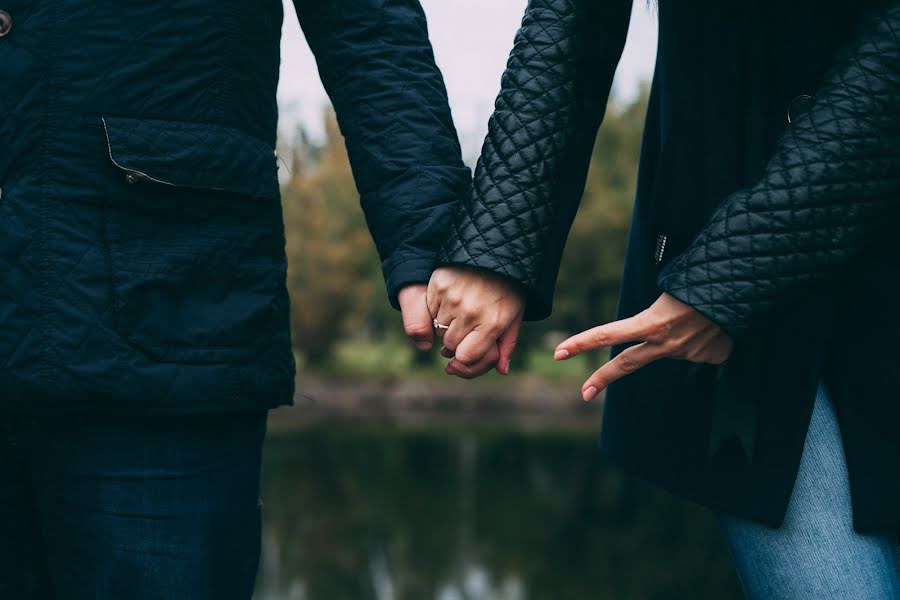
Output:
[398, 284, 435, 352]
[555, 293, 734, 401]
[427, 266, 525, 378]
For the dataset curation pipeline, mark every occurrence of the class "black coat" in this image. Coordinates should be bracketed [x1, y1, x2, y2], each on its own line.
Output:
[0, 1, 469, 414]
[439, 0, 900, 532]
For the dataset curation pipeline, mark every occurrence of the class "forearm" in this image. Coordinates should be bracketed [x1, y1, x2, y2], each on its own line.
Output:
[658, 1, 900, 338]
[295, 0, 470, 307]
[437, 0, 632, 320]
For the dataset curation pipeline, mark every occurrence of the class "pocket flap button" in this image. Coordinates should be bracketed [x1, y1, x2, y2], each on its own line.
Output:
[0, 11, 12, 37]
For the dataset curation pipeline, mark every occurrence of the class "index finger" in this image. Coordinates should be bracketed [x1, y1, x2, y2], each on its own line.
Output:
[555, 312, 657, 359]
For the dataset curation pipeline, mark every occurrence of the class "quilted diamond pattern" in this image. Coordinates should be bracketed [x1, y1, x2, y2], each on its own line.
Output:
[658, 2, 900, 339]
[437, 0, 632, 320]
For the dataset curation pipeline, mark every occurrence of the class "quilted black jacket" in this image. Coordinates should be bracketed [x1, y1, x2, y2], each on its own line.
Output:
[0, 0, 468, 413]
[439, 0, 900, 531]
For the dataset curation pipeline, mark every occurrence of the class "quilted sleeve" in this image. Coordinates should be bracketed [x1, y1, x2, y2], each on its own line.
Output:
[436, 0, 634, 320]
[658, 1, 900, 339]
[294, 0, 471, 309]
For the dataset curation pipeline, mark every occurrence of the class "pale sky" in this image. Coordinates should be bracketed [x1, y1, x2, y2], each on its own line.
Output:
[276, 0, 658, 161]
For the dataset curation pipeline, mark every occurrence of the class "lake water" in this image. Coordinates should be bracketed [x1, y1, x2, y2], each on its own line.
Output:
[254, 425, 743, 600]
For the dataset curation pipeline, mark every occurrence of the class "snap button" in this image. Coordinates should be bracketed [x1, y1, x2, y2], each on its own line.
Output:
[654, 233, 668, 264]
[125, 173, 139, 185]
[787, 94, 815, 124]
[0, 11, 11, 37]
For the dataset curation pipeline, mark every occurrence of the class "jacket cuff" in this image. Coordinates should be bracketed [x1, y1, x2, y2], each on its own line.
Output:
[383, 255, 437, 311]
[657, 267, 747, 340]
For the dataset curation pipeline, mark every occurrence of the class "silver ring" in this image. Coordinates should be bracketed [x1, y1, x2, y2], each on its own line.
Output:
[432, 318, 450, 330]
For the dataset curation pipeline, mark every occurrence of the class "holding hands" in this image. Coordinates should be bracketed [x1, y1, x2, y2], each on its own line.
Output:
[397, 268, 525, 378]
[400, 280, 732, 397]
[426, 266, 525, 378]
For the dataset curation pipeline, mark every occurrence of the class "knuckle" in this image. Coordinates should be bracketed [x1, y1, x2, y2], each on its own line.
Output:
[404, 323, 431, 338]
[484, 317, 504, 335]
[644, 316, 670, 341]
[662, 337, 685, 354]
[709, 347, 730, 364]
[455, 351, 476, 365]
[619, 355, 639, 373]
[432, 270, 453, 291]
[462, 300, 482, 318]
[589, 332, 609, 348]
[684, 348, 704, 362]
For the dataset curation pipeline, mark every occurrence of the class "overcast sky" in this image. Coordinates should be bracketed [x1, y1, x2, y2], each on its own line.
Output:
[277, 0, 658, 161]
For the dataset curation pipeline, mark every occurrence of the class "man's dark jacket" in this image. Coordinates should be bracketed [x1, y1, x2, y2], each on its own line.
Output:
[0, 1, 469, 413]
[439, 0, 900, 531]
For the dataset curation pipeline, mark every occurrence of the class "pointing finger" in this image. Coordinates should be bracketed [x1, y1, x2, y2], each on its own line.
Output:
[556, 311, 659, 360]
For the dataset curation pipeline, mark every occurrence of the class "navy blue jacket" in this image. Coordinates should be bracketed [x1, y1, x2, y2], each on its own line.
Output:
[0, 0, 469, 413]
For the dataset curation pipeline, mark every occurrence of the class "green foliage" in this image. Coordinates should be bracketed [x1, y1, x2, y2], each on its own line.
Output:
[282, 87, 649, 370]
[281, 111, 387, 366]
[547, 86, 649, 335]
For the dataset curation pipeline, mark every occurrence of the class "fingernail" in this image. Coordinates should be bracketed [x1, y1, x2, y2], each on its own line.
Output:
[583, 386, 598, 402]
[554, 349, 570, 361]
[415, 341, 432, 351]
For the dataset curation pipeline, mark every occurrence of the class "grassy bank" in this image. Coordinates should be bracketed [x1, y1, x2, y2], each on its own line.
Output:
[299, 339, 598, 383]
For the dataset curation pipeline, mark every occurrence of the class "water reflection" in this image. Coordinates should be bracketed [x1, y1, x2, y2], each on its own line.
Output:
[255, 426, 742, 600]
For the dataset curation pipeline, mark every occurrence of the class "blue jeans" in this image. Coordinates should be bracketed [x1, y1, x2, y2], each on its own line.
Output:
[718, 384, 900, 599]
[0, 410, 268, 600]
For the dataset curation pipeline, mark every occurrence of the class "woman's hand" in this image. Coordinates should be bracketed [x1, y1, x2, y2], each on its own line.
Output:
[427, 266, 525, 378]
[555, 293, 733, 401]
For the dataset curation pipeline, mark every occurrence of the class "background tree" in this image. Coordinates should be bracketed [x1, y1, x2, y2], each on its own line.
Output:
[520, 86, 650, 360]
[282, 110, 383, 367]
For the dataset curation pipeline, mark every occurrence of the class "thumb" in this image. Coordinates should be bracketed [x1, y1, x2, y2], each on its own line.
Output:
[495, 316, 523, 375]
[398, 285, 434, 351]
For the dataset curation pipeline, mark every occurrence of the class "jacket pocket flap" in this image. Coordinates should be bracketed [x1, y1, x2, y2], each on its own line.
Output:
[101, 117, 279, 199]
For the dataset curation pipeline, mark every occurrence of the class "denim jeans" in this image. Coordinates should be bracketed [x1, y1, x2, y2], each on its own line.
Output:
[0, 410, 268, 600]
[718, 383, 900, 599]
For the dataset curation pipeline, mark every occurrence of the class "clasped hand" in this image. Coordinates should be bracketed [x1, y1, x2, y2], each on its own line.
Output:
[399, 266, 526, 378]
[398, 269, 733, 393]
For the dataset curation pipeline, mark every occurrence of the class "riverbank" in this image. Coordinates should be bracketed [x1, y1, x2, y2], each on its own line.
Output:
[268, 375, 604, 432]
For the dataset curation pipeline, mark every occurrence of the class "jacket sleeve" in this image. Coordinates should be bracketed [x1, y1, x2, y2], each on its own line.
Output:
[294, 0, 471, 309]
[435, 0, 633, 320]
[658, 1, 900, 339]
